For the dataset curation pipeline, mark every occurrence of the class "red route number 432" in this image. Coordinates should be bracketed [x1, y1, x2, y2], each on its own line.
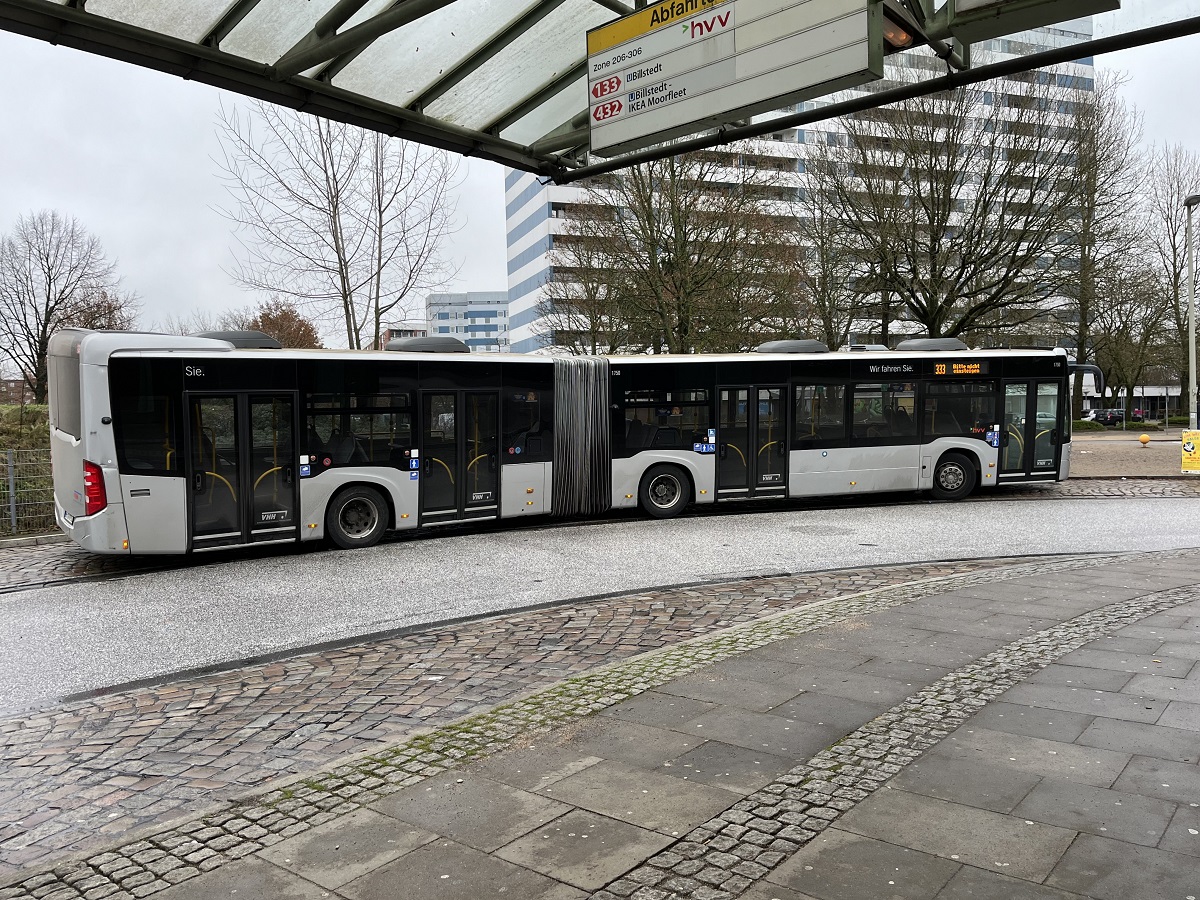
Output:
[592, 99, 622, 121]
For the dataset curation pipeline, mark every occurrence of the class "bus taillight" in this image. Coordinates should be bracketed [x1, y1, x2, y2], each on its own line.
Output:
[83, 460, 107, 516]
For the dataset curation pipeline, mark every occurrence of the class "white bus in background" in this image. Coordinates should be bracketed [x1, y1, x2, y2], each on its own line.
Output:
[47, 329, 1093, 555]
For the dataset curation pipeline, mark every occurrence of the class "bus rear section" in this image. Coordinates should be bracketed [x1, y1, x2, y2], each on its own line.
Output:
[48, 330, 133, 552]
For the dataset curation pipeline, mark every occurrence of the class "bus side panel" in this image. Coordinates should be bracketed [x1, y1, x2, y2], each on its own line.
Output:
[791, 446, 920, 496]
[1058, 441, 1071, 480]
[611, 452, 715, 510]
[501, 462, 551, 517]
[917, 439, 999, 491]
[299, 470, 415, 540]
[50, 424, 87, 525]
[120, 475, 188, 552]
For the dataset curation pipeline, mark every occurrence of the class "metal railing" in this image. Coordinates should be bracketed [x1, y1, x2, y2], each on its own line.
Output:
[1, 449, 54, 535]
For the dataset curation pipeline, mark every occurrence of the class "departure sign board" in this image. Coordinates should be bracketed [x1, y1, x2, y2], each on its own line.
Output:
[586, 0, 884, 157]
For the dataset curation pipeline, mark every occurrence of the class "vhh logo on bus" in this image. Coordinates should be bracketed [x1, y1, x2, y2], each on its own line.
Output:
[592, 75, 621, 99]
[683, 10, 731, 39]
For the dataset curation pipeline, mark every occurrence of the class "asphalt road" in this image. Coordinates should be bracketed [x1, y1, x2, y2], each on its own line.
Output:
[3, 495, 1199, 711]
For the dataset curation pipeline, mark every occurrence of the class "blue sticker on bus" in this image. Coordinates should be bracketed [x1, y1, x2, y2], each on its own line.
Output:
[410, 471, 419, 480]
[694, 442, 716, 454]
[409, 459, 419, 469]
[299, 464, 312, 477]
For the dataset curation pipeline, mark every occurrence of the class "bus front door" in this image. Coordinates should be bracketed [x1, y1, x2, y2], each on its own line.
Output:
[999, 381, 1062, 480]
[717, 386, 788, 499]
[419, 391, 500, 523]
[187, 394, 299, 550]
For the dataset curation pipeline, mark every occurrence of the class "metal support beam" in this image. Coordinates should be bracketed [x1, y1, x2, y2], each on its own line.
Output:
[201, 0, 266, 49]
[554, 14, 1200, 183]
[484, 60, 585, 135]
[591, 0, 634, 15]
[409, 0, 567, 112]
[273, 0, 458, 79]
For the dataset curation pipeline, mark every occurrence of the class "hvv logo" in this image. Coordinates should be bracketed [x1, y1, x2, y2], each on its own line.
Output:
[683, 10, 731, 39]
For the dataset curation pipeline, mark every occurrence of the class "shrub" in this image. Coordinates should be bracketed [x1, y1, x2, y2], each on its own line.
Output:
[0, 405, 49, 451]
[1072, 419, 1105, 431]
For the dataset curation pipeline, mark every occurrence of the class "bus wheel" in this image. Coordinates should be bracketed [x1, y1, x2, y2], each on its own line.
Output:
[931, 453, 976, 501]
[326, 486, 388, 549]
[639, 465, 692, 519]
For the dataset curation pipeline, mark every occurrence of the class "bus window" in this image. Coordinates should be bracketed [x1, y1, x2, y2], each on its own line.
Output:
[793, 384, 846, 443]
[852, 383, 916, 439]
[109, 359, 182, 476]
[923, 381, 997, 438]
[502, 386, 552, 462]
[621, 389, 710, 450]
[305, 392, 412, 467]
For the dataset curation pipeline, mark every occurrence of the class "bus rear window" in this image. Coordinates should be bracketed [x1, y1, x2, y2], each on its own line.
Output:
[48, 347, 82, 439]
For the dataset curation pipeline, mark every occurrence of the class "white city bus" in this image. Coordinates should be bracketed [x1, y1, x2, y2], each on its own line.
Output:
[47, 329, 1092, 554]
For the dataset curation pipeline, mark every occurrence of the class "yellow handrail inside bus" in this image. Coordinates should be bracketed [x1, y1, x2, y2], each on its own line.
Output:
[254, 466, 281, 491]
[467, 453, 488, 472]
[430, 456, 455, 484]
[758, 441, 778, 457]
[725, 443, 746, 466]
[203, 471, 236, 502]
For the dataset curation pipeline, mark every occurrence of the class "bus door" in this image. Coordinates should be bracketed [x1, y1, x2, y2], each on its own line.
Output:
[419, 391, 500, 523]
[999, 381, 1062, 479]
[186, 394, 299, 549]
[717, 386, 787, 498]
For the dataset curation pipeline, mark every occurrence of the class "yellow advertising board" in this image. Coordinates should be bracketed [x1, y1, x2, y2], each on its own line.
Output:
[1182, 430, 1200, 474]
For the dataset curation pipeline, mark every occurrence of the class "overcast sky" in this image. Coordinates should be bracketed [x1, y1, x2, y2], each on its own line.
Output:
[1, 5, 1198, 334]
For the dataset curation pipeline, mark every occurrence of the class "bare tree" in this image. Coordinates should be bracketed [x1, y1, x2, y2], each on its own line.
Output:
[156, 307, 251, 335]
[1061, 71, 1145, 412]
[545, 145, 807, 354]
[804, 67, 1083, 339]
[791, 178, 869, 349]
[216, 100, 459, 350]
[0, 211, 138, 402]
[1146, 143, 1200, 400]
[1092, 255, 1170, 411]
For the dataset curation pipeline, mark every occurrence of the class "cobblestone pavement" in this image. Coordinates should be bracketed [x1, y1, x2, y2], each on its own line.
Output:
[0, 557, 1025, 880]
[4, 549, 1197, 899]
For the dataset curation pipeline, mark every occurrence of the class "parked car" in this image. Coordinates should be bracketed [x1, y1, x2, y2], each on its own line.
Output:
[1095, 409, 1125, 426]
[1019, 412, 1058, 427]
[1081, 409, 1099, 422]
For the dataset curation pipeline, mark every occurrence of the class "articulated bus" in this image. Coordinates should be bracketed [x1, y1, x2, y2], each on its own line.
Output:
[47, 329, 1096, 555]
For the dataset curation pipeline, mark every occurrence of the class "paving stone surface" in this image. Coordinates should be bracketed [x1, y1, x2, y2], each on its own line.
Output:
[2, 546, 1200, 900]
[0, 557, 1021, 876]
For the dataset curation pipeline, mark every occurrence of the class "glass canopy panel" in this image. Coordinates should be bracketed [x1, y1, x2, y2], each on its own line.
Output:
[220, 0, 392, 65]
[331, 0, 535, 110]
[499, 75, 587, 146]
[427, 0, 614, 131]
[84, 0, 227, 44]
[1093, 0, 1200, 36]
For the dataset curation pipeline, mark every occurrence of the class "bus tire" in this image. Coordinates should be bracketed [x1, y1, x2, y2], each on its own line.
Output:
[639, 465, 692, 519]
[931, 452, 976, 502]
[326, 485, 388, 549]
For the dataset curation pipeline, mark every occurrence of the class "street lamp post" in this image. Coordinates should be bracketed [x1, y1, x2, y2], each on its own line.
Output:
[1187, 195, 1200, 430]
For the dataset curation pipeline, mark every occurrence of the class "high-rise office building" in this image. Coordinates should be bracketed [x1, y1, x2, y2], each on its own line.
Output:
[425, 291, 511, 352]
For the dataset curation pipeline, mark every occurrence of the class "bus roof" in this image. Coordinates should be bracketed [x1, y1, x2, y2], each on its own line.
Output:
[70, 329, 1069, 368]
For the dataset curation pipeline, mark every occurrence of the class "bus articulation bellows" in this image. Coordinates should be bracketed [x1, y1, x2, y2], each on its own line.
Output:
[47, 329, 1091, 555]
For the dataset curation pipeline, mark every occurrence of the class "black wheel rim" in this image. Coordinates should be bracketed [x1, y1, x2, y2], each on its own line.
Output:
[339, 498, 378, 538]
[648, 474, 681, 509]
